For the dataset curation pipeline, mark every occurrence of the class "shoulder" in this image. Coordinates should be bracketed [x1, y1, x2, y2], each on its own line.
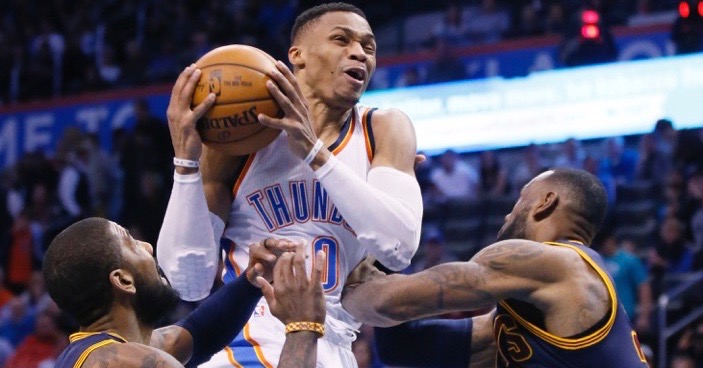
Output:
[473, 240, 581, 282]
[370, 108, 416, 151]
[366, 108, 417, 170]
[81, 342, 183, 368]
[367, 107, 414, 132]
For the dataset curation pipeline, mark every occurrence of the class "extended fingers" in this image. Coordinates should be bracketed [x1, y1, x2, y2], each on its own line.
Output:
[275, 61, 305, 100]
[169, 65, 196, 107]
[179, 66, 202, 107]
[311, 250, 326, 285]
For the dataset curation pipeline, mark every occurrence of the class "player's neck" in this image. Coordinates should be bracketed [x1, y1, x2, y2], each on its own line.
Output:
[82, 311, 154, 345]
[308, 99, 353, 142]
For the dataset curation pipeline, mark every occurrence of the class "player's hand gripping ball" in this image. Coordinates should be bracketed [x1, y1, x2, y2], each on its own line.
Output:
[192, 45, 282, 155]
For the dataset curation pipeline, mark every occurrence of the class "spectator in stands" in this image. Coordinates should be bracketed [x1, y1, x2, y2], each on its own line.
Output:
[687, 170, 703, 252]
[3, 308, 68, 368]
[16, 271, 52, 317]
[257, 0, 297, 61]
[554, 137, 586, 169]
[478, 150, 509, 196]
[411, 228, 457, 273]
[674, 127, 703, 174]
[600, 136, 639, 185]
[430, 149, 479, 202]
[506, 4, 544, 38]
[637, 133, 672, 185]
[396, 66, 424, 88]
[0, 269, 14, 311]
[677, 320, 703, 366]
[511, 144, 548, 194]
[0, 298, 35, 347]
[55, 144, 92, 222]
[121, 99, 172, 241]
[649, 217, 695, 297]
[651, 217, 695, 273]
[653, 119, 678, 160]
[600, 234, 653, 333]
[544, 2, 568, 35]
[465, 0, 510, 44]
[426, 39, 467, 84]
[669, 352, 696, 368]
[585, 155, 617, 207]
[431, 3, 470, 47]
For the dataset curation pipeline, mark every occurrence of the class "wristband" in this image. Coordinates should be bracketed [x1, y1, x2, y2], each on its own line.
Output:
[303, 139, 324, 165]
[285, 322, 325, 336]
[174, 157, 200, 168]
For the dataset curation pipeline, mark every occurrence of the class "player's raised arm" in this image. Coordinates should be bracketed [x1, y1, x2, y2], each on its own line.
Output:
[260, 60, 423, 271]
[342, 239, 563, 327]
[157, 64, 225, 301]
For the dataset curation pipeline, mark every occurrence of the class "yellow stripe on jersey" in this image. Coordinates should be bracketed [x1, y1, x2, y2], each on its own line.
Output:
[361, 107, 374, 162]
[232, 153, 257, 199]
[243, 323, 274, 368]
[69, 332, 127, 343]
[70, 339, 122, 368]
[498, 241, 618, 350]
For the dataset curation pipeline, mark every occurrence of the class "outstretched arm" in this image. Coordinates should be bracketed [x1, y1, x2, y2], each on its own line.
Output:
[374, 312, 496, 368]
[342, 239, 557, 327]
[258, 62, 422, 271]
[151, 239, 296, 365]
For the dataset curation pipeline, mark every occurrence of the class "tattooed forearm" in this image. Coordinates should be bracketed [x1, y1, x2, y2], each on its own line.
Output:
[278, 332, 319, 368]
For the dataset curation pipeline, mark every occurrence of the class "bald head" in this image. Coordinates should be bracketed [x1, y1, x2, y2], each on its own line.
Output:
[535, 168, 608, 240]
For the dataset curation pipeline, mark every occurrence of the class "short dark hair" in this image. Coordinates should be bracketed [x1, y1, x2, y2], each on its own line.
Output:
[43, 217, 123, 326]
[291, 2, 367, 44]
[545, 168, 608, 239]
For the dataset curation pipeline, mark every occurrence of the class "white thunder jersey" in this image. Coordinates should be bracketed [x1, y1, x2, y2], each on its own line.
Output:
[202, 105, 377, 368]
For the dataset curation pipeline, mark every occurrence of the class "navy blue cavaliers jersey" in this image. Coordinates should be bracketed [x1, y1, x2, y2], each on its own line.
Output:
[55, 332, 126, 368]
[493, 241, 649, 367]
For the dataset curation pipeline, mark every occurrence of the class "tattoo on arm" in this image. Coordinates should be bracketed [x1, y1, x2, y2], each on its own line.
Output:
[475, 241, 546, 271]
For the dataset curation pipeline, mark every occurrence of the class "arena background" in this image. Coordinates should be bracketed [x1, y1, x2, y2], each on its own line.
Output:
[0, 1, 702, 367]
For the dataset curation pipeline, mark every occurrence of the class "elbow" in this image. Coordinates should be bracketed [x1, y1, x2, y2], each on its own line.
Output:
[358, 233, 419, 272]
[159, 251, 218, 301]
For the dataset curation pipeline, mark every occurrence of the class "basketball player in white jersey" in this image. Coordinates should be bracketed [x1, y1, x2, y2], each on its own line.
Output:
[158, 2, 423, 367]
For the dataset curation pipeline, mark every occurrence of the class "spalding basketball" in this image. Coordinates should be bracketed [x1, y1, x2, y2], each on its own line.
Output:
[192, 44, 282, 156]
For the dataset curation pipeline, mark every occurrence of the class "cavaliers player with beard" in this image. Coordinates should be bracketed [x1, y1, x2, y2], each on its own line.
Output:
[342, 169, 650, 367]
[43, 217, 326, 368]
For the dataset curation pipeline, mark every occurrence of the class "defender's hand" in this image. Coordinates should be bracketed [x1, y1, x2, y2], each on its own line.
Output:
[342, 255, 386, 301]
[257, 244, 326, 325]
[246, 238, 299, 287]
[257, 61, 319, 160]
[166, 64, 216, 168]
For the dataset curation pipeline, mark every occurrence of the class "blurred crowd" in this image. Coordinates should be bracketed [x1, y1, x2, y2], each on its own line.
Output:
[1, 0, 703, 367]
[0, 99, 702, 366]
[0, 0, 685, 104]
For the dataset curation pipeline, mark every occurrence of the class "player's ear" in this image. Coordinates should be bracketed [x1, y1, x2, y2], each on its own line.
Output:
[533, 191, 558, 221]
[289, 46, 304, 69]
[109, 269, 136, 295]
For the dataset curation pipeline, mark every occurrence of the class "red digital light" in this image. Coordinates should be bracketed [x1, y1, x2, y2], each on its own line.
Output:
[582, 10, 600, 24]
[581, 24, 600, 39]
[680, 1, 691, 18]
[698, 1, 703, 16]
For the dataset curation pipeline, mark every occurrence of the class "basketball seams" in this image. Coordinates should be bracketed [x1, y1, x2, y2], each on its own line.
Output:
[200, 62, 272, 78]
[213, 96, 276, 106]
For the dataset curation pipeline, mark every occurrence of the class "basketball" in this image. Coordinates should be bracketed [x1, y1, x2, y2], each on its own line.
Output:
[192, 44, 282, 156]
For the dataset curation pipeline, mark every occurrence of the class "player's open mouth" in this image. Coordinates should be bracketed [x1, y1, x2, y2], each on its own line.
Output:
[343, 67, 367, 84]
